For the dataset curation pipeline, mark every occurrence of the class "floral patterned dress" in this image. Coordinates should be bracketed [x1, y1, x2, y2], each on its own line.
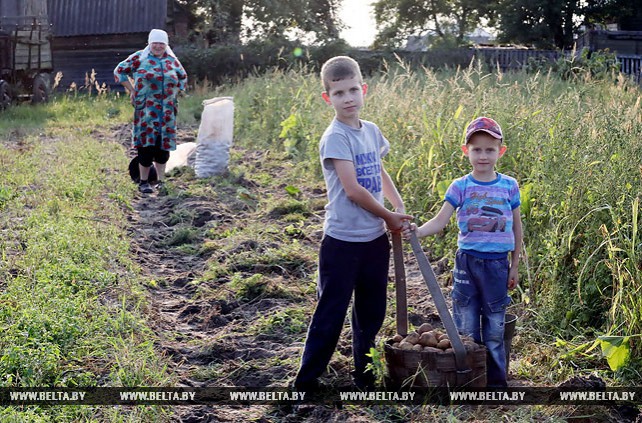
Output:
[114, 50, 187, 151]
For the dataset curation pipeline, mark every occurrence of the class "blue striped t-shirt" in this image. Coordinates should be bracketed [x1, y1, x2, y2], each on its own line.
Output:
[444, 173, 520, 257]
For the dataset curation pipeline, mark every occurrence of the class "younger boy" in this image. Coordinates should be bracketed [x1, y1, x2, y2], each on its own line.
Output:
[404, 116, 522, 387]
[294, 56, 412, 390]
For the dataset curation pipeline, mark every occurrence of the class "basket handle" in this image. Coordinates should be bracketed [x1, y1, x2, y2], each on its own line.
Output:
[391, 232, 408, 336]
[408, 231, 471, 374]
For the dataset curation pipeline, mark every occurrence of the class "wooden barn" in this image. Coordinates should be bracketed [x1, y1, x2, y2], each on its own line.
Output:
[1, 0, 46, 19]
[46, 0, 191, 90]
[577, 30, 642, 56]
[2, 0, 189, 90]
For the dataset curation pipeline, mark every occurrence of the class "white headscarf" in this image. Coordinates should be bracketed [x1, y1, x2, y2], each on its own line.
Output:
[148, 28, 169, 44]
[140, 29, 177, 60]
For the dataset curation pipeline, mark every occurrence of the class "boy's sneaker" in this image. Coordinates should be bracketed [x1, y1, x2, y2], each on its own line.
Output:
[138, 182, 153, 193]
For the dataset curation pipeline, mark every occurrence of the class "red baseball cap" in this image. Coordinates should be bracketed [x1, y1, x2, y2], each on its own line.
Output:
[465, 117, 503, 143]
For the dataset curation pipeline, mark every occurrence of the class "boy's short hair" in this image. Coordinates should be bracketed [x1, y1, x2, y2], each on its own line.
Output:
[320, 56, 362, 92]
[465, 116, 503, 144]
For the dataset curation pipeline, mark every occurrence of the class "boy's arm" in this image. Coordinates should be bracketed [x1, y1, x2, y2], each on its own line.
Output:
[333, 159, 412, 232]
[508, 208, 523, 289]
[409, 202, 455, 239]
[381, 167, 405, 213]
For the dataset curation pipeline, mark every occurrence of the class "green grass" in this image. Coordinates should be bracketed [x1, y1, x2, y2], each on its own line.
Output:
[205, 232, 315, 281]
[249, 306, 309, 336]
[0, 95, 171, 421]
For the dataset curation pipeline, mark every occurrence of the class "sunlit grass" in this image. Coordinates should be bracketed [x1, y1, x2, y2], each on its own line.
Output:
[0, 97, 171, 421]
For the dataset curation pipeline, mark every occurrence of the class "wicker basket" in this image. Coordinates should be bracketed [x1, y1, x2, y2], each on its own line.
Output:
[384, 339, 487, 387]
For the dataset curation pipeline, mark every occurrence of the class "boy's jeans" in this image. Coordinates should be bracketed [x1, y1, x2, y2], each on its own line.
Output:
[294, 234, 390, 389]
[451, 250, 511, 387]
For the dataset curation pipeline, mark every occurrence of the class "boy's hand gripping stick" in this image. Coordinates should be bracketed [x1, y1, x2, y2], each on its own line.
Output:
[408, 231, 472, 377]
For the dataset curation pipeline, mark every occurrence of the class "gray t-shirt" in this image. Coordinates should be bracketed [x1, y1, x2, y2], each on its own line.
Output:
[319, 118, 390, 242]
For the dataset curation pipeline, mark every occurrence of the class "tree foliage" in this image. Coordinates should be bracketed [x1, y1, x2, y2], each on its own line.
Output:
[496, 0, 582, 49]
[175, 0, 642, 50]
[584, 0, 642, 29]
[372, 0, 498, 48]
[244, 0, 341, 41]
[174, 0, 341, 45]
[496, 0, 642, 50]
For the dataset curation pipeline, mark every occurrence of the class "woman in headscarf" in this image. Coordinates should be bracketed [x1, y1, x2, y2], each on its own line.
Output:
[114, 29, 188, 193]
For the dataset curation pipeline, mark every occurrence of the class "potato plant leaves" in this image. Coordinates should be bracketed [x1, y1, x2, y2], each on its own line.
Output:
[598, 335, 630, 371]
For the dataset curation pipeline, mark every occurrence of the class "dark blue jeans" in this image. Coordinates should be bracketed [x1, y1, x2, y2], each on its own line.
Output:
[294, 234, 390, 389]
[451, 250, 511, 387]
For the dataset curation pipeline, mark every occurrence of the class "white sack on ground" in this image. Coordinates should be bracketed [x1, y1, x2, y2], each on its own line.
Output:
[165, 142, 197, 174]
[194, 97, 234, 178]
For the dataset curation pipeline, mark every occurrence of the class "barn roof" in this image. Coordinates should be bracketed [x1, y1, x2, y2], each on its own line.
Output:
[0, 0, 22, 18]
[47, 0, 167, 37]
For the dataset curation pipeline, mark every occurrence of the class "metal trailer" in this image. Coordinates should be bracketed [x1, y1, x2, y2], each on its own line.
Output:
[0, 15, 53, 110]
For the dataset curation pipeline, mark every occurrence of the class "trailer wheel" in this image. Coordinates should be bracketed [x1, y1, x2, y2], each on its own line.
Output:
[32, 74, 51, 104]
[0, 81, 11, 110]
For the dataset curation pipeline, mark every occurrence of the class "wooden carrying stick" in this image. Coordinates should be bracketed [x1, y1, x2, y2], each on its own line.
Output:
[391, 232, 408, 336]
[408, 231, 471, 378]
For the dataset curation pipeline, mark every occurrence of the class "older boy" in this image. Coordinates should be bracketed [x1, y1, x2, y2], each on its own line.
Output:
[404, 116, 522, 387]
[294, 56, 412, 391]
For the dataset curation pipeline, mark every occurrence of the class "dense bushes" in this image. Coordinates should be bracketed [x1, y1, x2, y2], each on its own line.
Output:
[178, 40, 625, 90]
[526, 49, 620, 81]
[176, 41, 480, 85]
[177, 39, 353, 85]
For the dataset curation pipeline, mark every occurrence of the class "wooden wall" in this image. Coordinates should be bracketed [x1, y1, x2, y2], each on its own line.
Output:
[577, 30, 642, 56]
[51, 33, 147, 89]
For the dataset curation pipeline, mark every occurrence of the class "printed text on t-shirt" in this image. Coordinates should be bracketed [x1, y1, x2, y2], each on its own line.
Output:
[355, 151, 382, 193]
